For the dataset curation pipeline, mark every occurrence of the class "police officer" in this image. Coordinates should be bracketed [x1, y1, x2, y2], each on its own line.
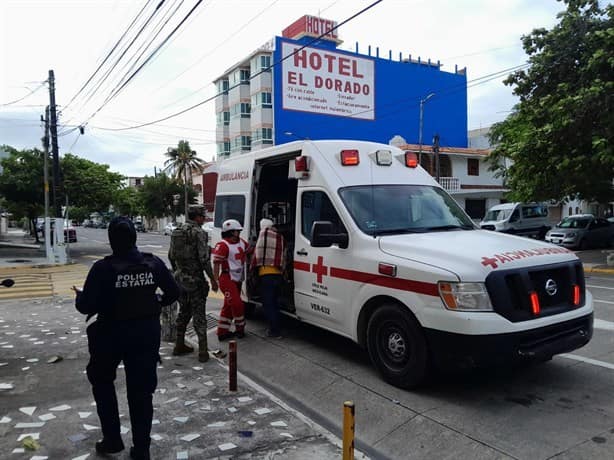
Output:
[73, 216, 179, 460]
[168, 204, 219, 362]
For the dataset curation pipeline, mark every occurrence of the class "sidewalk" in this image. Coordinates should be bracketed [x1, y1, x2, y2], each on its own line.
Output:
[0, 295, 357, 460]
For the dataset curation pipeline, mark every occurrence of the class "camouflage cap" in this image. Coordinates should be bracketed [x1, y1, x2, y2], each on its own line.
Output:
[188, 205, 206, 218]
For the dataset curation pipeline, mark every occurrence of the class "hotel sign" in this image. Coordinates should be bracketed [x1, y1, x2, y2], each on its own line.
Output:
[281, 42, 375, 120]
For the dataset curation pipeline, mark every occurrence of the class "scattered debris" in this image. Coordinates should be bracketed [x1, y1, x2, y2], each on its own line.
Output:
[49, 404, 71, 411]
[180, 433, 200, 442]
[218, 442, 237, 451]
[19, 406, 36, 416]
[47, 355, 63, 364]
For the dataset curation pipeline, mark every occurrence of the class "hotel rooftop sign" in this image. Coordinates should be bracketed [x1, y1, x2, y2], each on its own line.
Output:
[282, 15, 343, 45]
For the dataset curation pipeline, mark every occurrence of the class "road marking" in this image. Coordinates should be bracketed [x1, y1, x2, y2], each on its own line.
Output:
[594, 299, 614, 305]
[594, 318, 614, 331]
[559, 354, 614, 370]
[587, 284, 614, 291]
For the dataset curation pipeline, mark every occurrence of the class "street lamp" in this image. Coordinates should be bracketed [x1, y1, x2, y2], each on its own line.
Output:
[418, 92, 435, 169]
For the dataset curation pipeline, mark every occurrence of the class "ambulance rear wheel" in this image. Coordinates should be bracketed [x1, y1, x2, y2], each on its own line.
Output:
[367, 304, 429, 389]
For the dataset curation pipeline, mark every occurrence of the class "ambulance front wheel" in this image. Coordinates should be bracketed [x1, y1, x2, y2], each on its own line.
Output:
[366, 304, 429, 389]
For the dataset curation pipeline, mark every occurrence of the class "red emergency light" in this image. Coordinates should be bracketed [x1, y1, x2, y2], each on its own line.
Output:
[294, 156, 310, 179]
[340, 150, 360, 166]
[529, 291, 540, 315]
[404, 152, 419, 168]
[572, 284, 581, 306]
[378, 263, 397, 277]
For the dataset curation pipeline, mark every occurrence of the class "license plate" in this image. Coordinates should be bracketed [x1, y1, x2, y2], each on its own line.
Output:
[552, 239, 561, 244]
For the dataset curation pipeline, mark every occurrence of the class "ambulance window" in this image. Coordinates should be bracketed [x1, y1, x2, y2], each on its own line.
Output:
[301, 191, 346, 239]
[214, 195, 246, 228]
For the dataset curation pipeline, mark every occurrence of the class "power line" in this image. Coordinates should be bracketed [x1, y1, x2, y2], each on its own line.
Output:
[62, 0, 153, 113]
[96, 0, 385, 132]
[81, 0, 205, 128]
[0, 82, 46, 107]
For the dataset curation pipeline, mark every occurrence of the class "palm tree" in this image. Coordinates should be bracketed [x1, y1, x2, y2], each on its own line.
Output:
[163, 140, 206, 219]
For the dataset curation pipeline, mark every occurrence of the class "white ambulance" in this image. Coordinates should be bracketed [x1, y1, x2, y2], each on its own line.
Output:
[209, 140, 593, 389]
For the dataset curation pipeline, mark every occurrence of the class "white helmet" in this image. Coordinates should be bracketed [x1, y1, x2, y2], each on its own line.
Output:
[222, 219, 243, 231]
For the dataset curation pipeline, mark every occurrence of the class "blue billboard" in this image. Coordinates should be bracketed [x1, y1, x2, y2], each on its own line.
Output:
[273, 36, 467, 148]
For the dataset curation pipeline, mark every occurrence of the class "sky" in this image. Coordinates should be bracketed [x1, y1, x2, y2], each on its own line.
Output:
[0, 0, 566, 177]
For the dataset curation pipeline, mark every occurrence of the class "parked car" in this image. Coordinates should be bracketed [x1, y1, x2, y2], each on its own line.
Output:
[134, 221, 147, 233]
[163, 222, 178, 235]
[545, 214, 614, 249]
[480, 202, 551, 239]
[41, 220, 77, 243]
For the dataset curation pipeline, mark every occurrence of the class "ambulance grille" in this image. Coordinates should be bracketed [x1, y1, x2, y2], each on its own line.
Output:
[484, 260, 585, 323]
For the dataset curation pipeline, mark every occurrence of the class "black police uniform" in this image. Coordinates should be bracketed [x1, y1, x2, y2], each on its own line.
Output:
[75, 217, 179, 460]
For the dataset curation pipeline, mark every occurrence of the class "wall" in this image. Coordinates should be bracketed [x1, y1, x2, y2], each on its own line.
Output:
[273, 37, 467, 148]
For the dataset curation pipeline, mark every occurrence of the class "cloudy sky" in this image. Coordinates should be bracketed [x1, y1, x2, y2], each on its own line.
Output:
[0, 0, 565, 177]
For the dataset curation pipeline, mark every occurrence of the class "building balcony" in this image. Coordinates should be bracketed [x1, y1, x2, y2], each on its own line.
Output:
[437, 176, 460, 192]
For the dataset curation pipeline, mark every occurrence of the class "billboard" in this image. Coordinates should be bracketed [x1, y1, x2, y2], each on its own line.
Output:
[281, 42, 375, 120]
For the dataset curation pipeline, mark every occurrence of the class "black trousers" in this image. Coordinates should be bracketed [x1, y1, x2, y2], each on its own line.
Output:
[86, 318, 160, 452]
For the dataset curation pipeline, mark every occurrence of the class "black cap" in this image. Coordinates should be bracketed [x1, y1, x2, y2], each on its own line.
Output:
[108, 216, 137, 255]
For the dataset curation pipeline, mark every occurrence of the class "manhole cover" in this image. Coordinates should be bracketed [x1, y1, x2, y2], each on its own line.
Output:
[6, 259, 32, 263]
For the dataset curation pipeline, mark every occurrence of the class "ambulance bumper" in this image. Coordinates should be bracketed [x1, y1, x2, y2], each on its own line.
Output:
[424, 313, 593, 370]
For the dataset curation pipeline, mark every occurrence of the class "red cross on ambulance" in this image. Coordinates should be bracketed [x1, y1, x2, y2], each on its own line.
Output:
[311, 256, 328, 283]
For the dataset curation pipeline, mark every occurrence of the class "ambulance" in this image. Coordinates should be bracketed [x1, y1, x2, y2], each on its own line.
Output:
[209, 140, 593, 389]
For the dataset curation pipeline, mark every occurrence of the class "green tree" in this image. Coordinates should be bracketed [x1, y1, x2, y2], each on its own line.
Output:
[113, 187, 143, 217]
[164, 140, 205, 217]
[0, 146, 44, 241]
[61, 154, 124, 213]
[138, 173, 195, 221]
[67, 206, 91, 224]
[488, 0, 613, 203]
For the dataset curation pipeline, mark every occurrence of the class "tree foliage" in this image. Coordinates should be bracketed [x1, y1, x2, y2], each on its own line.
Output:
[164, 140, 205, 216]
[112, 187, 143, 217]
[138, 173, 195, 220]
[488, 0, 613, 203]
[61, 154, 124, 213]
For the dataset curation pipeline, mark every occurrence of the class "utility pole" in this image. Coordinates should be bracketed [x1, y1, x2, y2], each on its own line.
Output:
[433, 133, 441, 183]
[418, 93, 435, 170]
[48, 70, 61, 218]
[41, 107, 52, 263]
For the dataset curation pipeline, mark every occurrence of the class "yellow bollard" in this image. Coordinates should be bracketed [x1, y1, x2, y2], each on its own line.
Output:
[343, 400, 355, 460]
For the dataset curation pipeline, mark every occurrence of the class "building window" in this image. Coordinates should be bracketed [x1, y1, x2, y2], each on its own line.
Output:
[250, 92, 272, 109]
[230, 103, 251, 118]
[252, 128, 273, 144]
[231, 135, 251, 152]
[216, 79, 229, 94]
[250, 54, 271, 74]
[230, 68, 250, 86]
[217, 141, 230, 156]
[467, 158, 479, 176]
[216, 111, 230, 126]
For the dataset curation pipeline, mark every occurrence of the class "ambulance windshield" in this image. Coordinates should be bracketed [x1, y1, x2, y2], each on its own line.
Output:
[339, 185, 475, 236]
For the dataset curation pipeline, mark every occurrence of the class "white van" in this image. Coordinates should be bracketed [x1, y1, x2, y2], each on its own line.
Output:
[209, 140, 593, 388]
[480, 202, 551, 239]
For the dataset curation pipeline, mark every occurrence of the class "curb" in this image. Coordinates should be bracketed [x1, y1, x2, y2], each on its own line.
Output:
[584, 266, 614, 275]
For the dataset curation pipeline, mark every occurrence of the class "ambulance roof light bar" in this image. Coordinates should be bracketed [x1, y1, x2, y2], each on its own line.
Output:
[404, 151, 419, 168]
[375, 150, 393, 166]
[340, 149, 360, 166]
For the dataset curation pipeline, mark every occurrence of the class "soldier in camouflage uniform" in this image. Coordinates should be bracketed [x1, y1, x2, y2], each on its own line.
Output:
[168, 205, 218, 362]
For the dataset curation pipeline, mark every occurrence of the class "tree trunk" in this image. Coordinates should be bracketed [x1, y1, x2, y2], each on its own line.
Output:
[183, 167, 188, 219]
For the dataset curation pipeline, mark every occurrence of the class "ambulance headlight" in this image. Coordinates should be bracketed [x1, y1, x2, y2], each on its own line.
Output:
[438, 282, 493, 311]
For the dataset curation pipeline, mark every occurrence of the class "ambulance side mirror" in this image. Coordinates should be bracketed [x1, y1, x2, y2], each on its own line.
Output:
[311, 221, 348, 249]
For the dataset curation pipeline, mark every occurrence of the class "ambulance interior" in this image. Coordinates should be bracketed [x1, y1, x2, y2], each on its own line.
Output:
[247, 156, 299, 312]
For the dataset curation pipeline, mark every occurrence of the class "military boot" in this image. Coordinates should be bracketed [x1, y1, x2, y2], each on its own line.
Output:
[198, 340, 209, 363]
[173, 332, 194, 356]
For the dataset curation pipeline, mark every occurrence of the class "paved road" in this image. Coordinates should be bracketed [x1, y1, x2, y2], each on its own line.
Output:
[2, 227, 614, 459]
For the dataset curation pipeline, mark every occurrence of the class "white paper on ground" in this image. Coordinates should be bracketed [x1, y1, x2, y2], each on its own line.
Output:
[180, 433, 200, 442]
[19, 406, 36, 416]
[0, 416, 11, 423]
[207, 421, 225, 427]
[31, 455, 48, 459]
[218, 442, 237, 451]
[152, 419, 160, 425]
[0, 383, 14, 390]
[50, 404, 71, 411]
[12, 448, 25, 453]
[17, 432, 40, 441]
[39, 413, 56, 421]
[151, 434, 163, 441]
[184, 400, 196, 406]
[71, 455, 90, 460]
[26, 358, 39, 363]
[15, 422, 45, 428]
[78, 412, 92, 419]
[164, 397, 179, 404]
[247, 420, 256, 426]
[176, 451, 188, 459]
[227, 407, 237, 413]
[237, 396, 252, 402]
[171, 370, 182, 374]
[203, 380, 214, 386]
[83, 424, 100, 431]
[173, 417, 188, 423]
[254, 408, 272, 415]
[280, 432, 294, 438]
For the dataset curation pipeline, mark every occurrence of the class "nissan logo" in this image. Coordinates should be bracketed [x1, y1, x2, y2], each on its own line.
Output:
[545, 279, 558, 296]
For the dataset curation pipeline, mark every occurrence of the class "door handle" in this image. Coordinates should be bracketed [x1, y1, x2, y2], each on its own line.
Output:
[296, 249, 308, 256]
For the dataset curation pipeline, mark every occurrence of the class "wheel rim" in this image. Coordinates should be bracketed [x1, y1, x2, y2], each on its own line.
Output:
[378, 321, 410, 368]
